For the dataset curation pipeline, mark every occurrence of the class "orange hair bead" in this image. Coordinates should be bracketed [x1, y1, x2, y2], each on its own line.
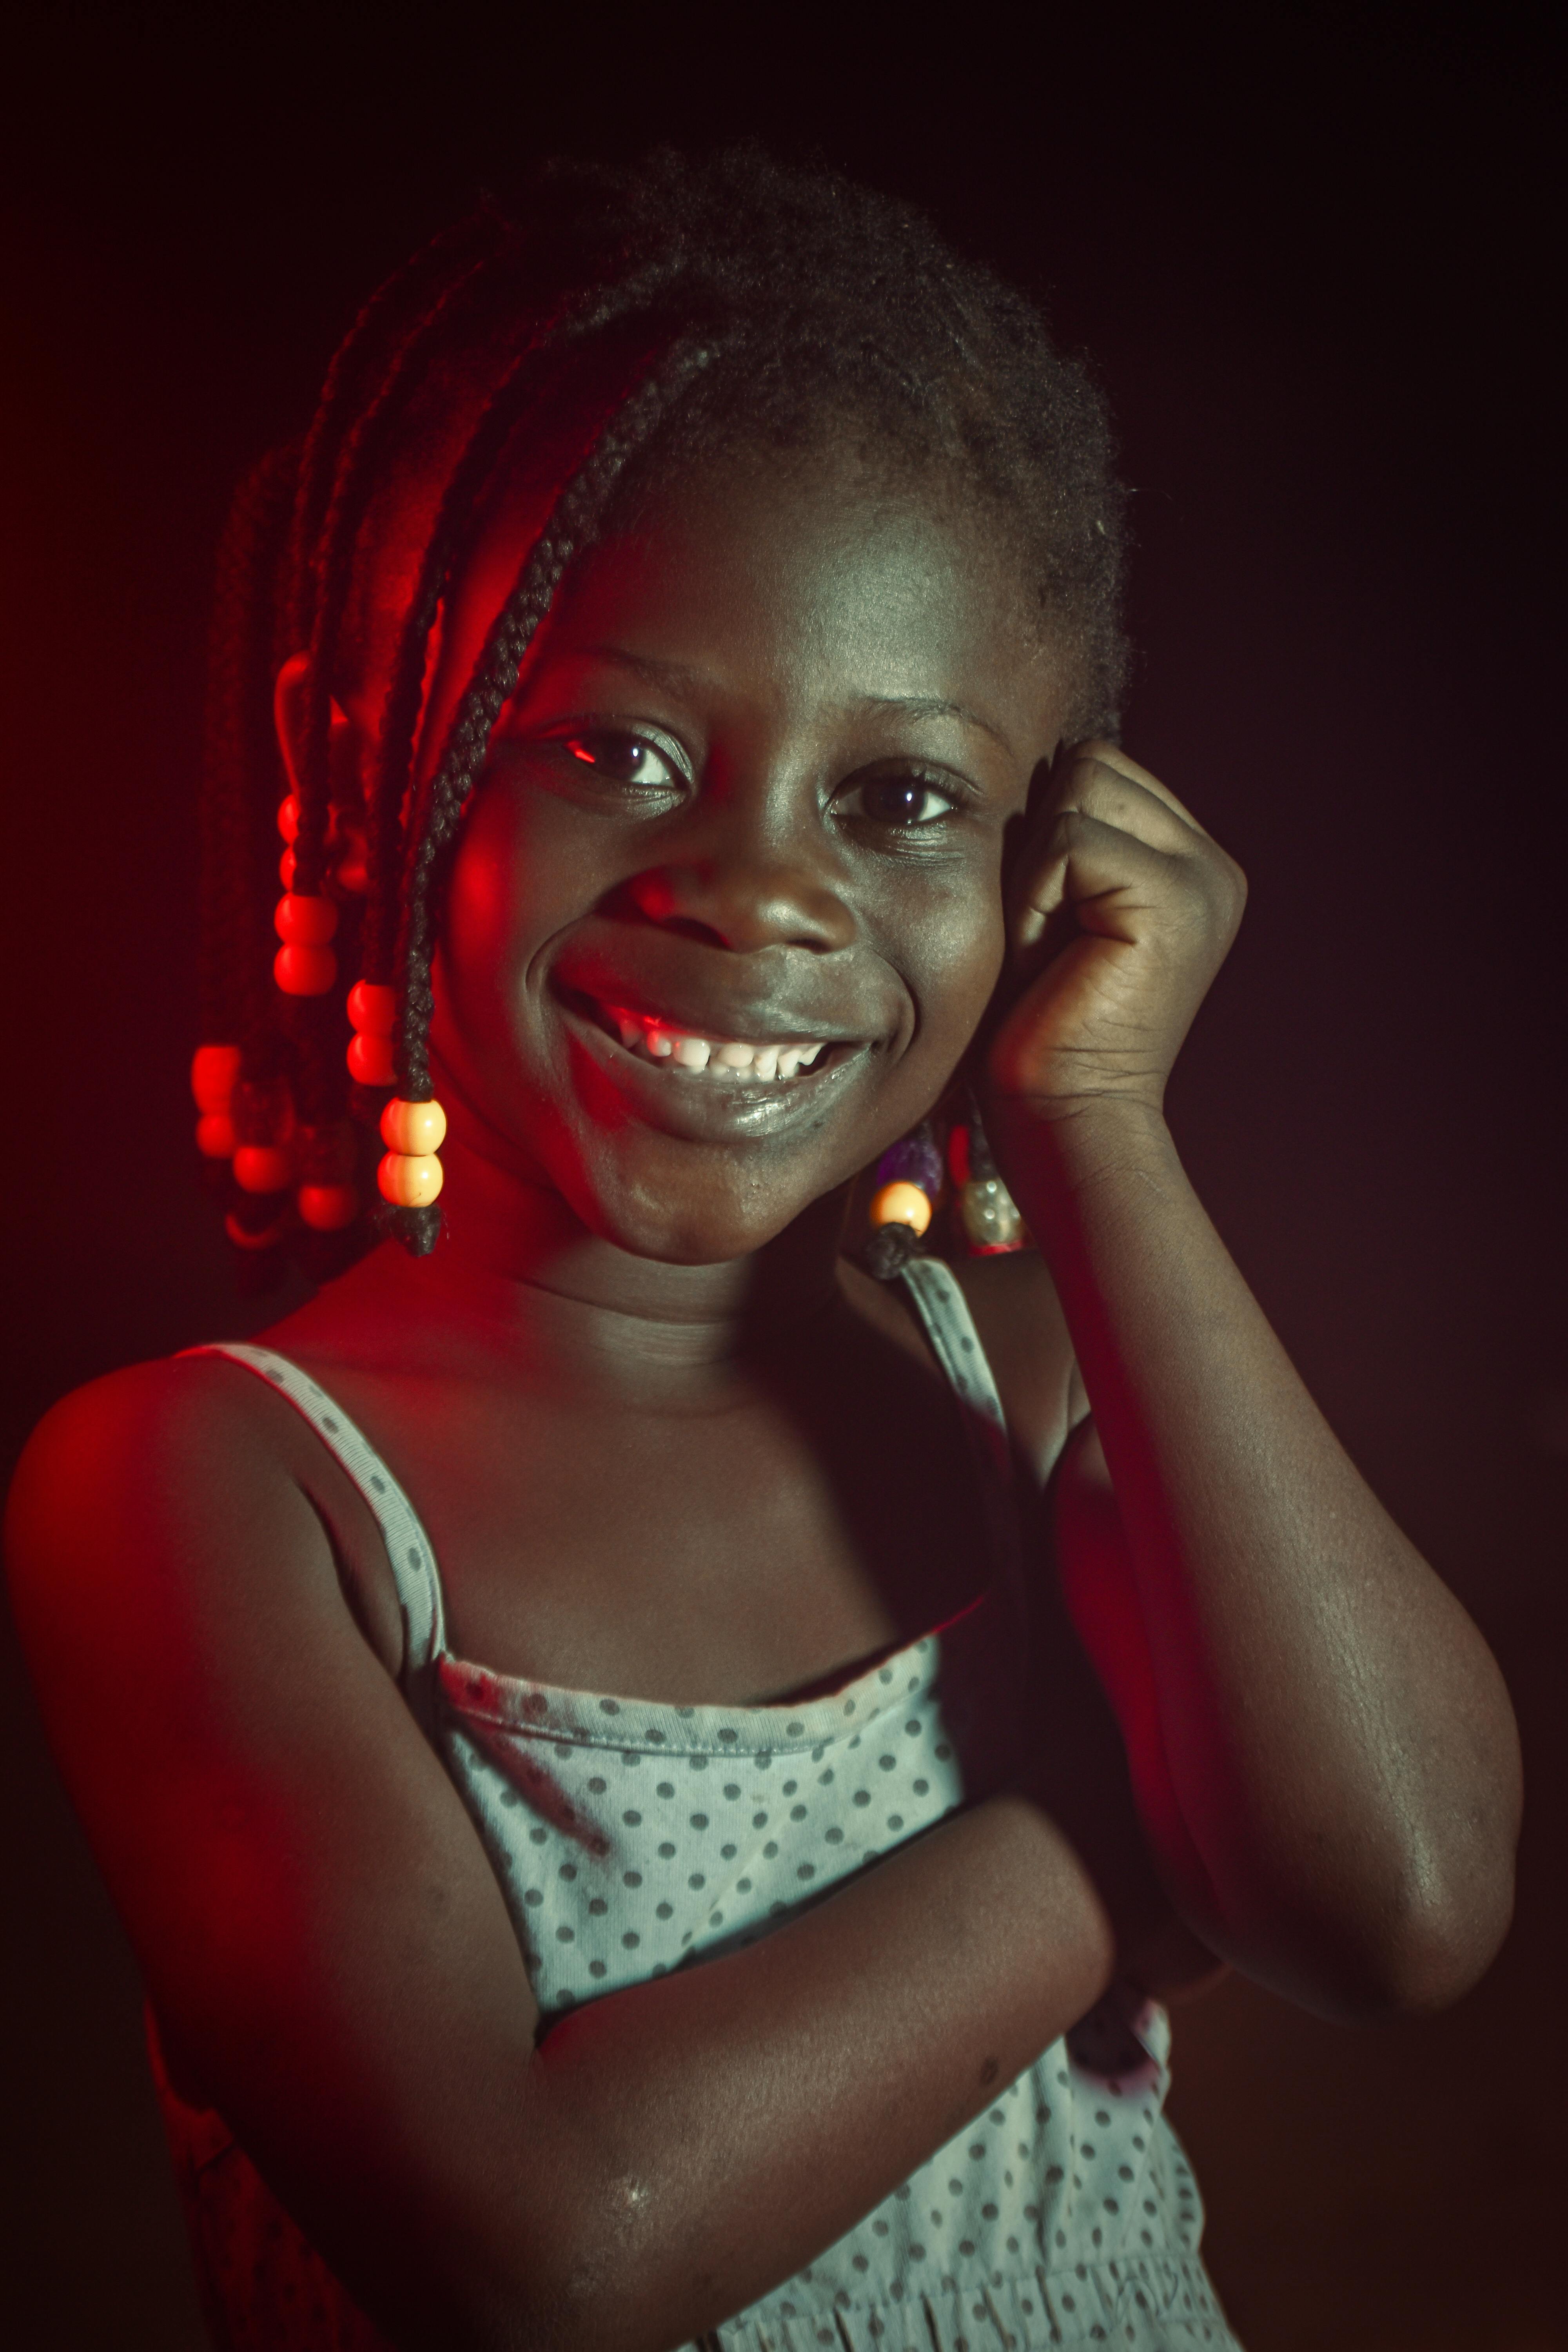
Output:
[195, 1111, 237, 1159]
[377, 1151, 444, 1209]
[274, 893, 339, 945]
[190, 1043, 241, 1113]
[379, 1096, 447, 1155]
[297, 1182, 359, 1232]
[347, 1030, 396, 1087]
[347, 981, 396, 1037]
[233, 1143, 294, 1194]
[274, 942, 338, 996]
[869, 1180, 933, 1237]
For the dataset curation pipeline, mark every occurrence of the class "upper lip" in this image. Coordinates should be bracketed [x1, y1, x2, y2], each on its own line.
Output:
[551, 939, 891, 1049]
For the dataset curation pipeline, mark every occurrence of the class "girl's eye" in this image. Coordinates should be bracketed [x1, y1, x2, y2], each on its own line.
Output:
[841, 774, 961, 828]
[561, 731, 683, 791]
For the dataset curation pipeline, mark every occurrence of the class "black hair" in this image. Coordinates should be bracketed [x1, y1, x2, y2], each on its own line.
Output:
[196, 145, 1128, 1265]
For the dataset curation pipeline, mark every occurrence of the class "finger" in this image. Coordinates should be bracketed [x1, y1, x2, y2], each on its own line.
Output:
[1050, 762, 1201, 862]
[1057, 740, 1215, 844]
[1010, 808, 1204, 950]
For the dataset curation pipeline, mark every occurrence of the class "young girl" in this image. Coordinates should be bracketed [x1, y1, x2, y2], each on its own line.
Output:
[5, 151, 1521, 2352]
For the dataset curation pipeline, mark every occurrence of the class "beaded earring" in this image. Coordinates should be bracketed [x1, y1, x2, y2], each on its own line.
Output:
[864, 1121, 944, 1279]
[949, 1109, 1027, 1255]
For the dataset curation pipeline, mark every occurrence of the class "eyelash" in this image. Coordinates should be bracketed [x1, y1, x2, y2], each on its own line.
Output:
[553, 727, 971, 831]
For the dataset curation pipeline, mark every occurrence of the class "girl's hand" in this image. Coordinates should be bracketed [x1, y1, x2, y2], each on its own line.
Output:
[985, 740, 1245, 1120]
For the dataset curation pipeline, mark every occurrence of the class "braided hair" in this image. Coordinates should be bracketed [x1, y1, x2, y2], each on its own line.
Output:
[195, 146, 1129, 1268]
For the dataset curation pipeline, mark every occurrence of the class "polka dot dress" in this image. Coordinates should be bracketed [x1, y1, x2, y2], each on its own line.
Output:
[152, 1262, 1240, 2350]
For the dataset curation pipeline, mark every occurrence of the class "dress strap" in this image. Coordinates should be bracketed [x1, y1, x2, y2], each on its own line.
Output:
[181, 1345, 448, 1685]
[897, 1258, 1029, 1619]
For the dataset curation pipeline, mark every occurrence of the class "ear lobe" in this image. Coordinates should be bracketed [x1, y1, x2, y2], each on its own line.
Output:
[273, 654, 356, 802]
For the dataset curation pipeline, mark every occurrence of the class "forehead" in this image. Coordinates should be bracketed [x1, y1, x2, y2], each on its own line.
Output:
[432, 437, 1069, 755]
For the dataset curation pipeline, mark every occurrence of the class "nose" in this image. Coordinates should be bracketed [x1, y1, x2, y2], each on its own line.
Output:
[623, 822, 857, 956]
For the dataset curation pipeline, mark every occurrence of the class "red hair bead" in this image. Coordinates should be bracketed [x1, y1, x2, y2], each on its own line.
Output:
[277, 794, 300, 842]
[278, 846, 297, 891]
[195, 1112, 237, 1159]
[274, 942, 338, 995]
[233, 1143, 294, 1194]
[347, 981, 396, 1037]
[335, 824, 368, 895]
[190, 1044, 241, 1113]
[347, 1031, 395, 1086]
[274, 893, 338, 945]
[297, 1182, 359, 1232]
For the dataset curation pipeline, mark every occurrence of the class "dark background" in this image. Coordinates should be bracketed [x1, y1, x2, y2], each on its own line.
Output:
[2, 3, 1562, 2344]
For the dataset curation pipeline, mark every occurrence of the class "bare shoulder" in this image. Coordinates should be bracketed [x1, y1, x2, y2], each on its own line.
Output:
[5, 1350, 403, 1695]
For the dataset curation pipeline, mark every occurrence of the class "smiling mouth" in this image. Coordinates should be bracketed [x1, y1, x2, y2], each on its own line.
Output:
[569, 995, 844, 1082]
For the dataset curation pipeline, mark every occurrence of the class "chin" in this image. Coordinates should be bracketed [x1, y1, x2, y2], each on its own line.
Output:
[554, 1143, 830, 1269]
[584, 1187, 797, 1268]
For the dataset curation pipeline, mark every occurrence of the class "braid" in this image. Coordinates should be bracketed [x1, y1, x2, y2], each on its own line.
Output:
[292, 244, 502, 895]
[360, 327, 575, 989]
[386, 334, 725, 1251]
[287, 210, 504, 653]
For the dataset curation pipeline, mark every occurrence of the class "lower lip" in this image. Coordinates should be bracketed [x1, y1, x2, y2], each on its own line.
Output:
[557, 1001, 863, 1144]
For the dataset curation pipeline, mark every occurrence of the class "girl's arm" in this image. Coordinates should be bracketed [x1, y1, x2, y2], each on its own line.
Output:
[984, 742, 1521, 2024]
[5, 1361, 1123, 2352]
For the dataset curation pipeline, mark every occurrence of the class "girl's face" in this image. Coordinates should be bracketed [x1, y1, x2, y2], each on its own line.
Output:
[422, 443, 1072, 1264]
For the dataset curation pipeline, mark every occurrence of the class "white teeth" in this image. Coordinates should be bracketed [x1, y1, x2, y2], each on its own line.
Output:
[607, 1010, 829, 1079]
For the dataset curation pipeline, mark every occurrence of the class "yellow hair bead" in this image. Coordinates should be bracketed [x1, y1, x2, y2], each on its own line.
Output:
[869, 1180, 933, 1236]
[380, 1096, 447, 1155]
[377, 1151, 444, 1209]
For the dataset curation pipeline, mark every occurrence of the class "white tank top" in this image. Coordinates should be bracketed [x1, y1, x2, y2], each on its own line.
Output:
[150, 1258, 1239, 2351]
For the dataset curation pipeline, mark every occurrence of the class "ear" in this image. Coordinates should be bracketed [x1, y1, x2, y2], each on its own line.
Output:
[273, 654, 361, 806]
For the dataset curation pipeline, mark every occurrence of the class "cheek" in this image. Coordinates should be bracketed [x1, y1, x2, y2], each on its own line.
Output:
[901, 872, 1008, 1063]
[433, 785, 566, 1068]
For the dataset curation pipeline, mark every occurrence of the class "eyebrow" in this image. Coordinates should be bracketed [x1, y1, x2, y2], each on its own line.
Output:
[572, 646, 1014, 750]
